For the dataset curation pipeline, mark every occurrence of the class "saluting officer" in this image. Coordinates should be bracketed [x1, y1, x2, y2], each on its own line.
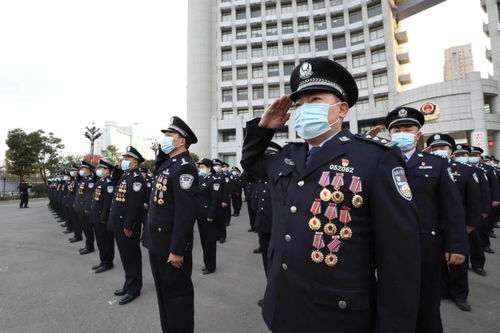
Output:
[107, 146, 146, 305]
[241, 57, 421, 332]
[89, 159, 116, 274]
[142, 116, 199, 333]
[384, 108, 468, 332]
[73, 161, 96, 255]
[195, 158, 223, 275]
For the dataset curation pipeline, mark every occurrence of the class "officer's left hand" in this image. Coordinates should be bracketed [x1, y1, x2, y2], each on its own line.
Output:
[222, 202, 228, 208]
[168, 253, 184, 269]
[84, 209, 91, 215]
[445, 252, 465, 265]
[493, 201, 500, 208]
[466, 226, 474, 234]
[124, 228, 133, 238]
[144, 203, 149, 209]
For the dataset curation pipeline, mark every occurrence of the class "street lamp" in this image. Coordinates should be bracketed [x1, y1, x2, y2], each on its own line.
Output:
[84, 124, 102, 164]
[150, 139, 160, 158]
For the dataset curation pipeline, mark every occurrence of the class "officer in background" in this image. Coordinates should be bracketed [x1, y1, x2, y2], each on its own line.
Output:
[479, 154, 500, 252]
[142, 117, 199, 333]
[141, 168, 154, 226]
[108, 146, 146, 305]
[18, 178, 32, 208]
[385, 108, 468, 332]
[195, 158, 222, 275]
[63, 166, 79, 236]
[231, 167, 243, 217]
[426, 136, 481, 312]
[213, 159, 228, 243]
[73, 161, 96, 255]
[89, 159, 116, 274]
[241, 57, 421, 332]
[68, 165, 84, 243]
[221, 162, 233, 226]
[243, 176, 258, 233]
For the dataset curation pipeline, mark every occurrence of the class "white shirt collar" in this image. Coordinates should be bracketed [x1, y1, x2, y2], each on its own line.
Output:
[308, 130, 341, 151]
[404, 148, 416, 161]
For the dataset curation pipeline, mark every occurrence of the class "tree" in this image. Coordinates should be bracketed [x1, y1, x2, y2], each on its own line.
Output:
[5, 129, 38, 180]
[29, 130, 65, 183]
[101, 145, 121, 165]
[189, 152, 199, 162]
[142, 159, 156, 171]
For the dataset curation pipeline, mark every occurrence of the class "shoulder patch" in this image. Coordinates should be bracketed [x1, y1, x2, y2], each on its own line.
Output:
[107, 185, 114, 193]
[88, 182, 94, 189]
[392, 167, 412, 201]
[179, 174, 194, 190]
[447, 167, 455, 181]
[355, 133, 396, 148]
[213, 183, 220, 191]
[133, 182, 143, 192]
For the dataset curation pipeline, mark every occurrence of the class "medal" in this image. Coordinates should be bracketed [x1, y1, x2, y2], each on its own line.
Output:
[349, 176, 363, 208]
[325, 253, 338, 266]
[162, 185, 167, 191]
[308, 199, 322, 231]
[311, 232, 325, 263]
[340, 226, 352, 240]
[158, 199, 164, 205]
[323, 223, 337, 235]
[339, 206, 352, 240]
[323, 203, 338, 236]
[325, 235, 341, 266]
[156, 183, 162, 190]
[318, 171, 332, 201]
[331, 173, 345, 203]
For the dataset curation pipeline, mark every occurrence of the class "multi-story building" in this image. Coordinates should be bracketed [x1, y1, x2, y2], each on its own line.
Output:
[444, 44, 474, 81]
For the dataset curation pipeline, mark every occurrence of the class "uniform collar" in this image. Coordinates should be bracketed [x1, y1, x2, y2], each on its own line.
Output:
[308, 130, 340, 151]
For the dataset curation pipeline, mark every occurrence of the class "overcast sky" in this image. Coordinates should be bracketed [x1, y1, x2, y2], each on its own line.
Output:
[0, 0, 491, 163]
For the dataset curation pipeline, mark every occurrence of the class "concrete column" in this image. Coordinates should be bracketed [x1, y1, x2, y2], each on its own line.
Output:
[493, 131, 500, 157]
[210, 116, 219, 159]
[348, 108, 359, 134]
[468, 72, 489, 152]
[235, 116, 244, 167]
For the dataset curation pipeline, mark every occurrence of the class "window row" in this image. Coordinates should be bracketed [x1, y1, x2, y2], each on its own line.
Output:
[221, 85, 293, 102]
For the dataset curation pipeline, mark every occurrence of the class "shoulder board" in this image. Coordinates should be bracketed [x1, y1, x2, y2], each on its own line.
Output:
[354, 133, 396, 148]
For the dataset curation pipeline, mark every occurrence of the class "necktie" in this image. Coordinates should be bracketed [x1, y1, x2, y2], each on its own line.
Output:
[306, 146, 321, 167]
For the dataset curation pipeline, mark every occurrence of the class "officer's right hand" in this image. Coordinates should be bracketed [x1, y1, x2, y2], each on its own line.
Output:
[207, 218, 214, 222]
[259, 95, 292, 129]
[222, 202, 228, 208]
[445, 252, 465, 265]
[365, 125, 384, 137]
[482, 213, 489, 219]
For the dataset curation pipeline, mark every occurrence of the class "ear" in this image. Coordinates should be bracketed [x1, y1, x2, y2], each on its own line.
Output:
[338, 102, 349, 120]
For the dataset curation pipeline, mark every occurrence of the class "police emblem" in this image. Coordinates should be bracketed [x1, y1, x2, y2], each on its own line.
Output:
[398, 109, 407, 117]
[107, 185, 114, 193]
[88, 182, 94, 189]
[180, 174, 194, 190]
[133, 182, 142, 192]
[434, 134, 441, 140]
[213, 183, 220, 191]
[392, 167, 412, 201]
[299, 62, 313, 79]
[225, 177, 230, 183]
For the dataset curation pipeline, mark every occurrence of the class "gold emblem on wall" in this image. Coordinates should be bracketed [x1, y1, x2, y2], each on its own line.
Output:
[420, 102, 440, 121]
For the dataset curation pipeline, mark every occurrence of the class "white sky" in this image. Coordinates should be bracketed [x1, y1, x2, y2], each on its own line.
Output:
[0, 0, 493, 163]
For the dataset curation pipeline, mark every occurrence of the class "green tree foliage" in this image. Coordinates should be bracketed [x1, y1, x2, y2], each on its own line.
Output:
[189, 152, 199, 162]
[5, 129, 38, 180]
[142, 159, 156, 171]
[101, 145, 121, 165]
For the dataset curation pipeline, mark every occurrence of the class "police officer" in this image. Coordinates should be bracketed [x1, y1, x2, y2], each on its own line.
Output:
[18, 178, 31, 208]
[243, 176, 258, 233]
[68, 165, 84, 243]
[73, 161, 96, 255]
[221, 162, 233, 227]
[89, 159, 116, 273]
[231, 167, 243, 217]
[107, 146, 146, 305]
[142, 116, 198, 333]
[195, 158, 222, 275]
[479, 154, 500, 250]
[241, 57, 421, 332]
[385, 108, 468, 332]
[213, 159, 228, 243]
[426, 136, 481, 312]
[63, 167, 79, 235]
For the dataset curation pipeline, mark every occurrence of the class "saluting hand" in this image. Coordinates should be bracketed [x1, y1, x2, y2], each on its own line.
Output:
[168, 253, 184, 269]
[259, 95, 292, 129]
[365, 125, 385, 137]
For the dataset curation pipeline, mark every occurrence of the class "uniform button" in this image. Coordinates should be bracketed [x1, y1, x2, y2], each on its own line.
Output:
[290, 206, 297, 213]
[263, 190, 266, 193]
[285, 234, 292, 242]
[297, 180, 304, 187]
[281, 263, 288, 271]
[158, 227, 162, 231]
[431, 231, 436, 236]
[338, 300, 347, 309]
[262, 199, 265, 201]
[425, 174, 429, 178]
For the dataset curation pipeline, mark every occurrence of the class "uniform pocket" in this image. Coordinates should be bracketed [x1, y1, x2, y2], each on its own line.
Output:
[312, 284, 371, 311]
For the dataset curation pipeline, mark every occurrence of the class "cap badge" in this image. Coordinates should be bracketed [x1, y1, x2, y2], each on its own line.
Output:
[300, 62, 313, 79]
[434, 134, 441, 140]
[457, 145, 462, 149]
[398, 109, 407, 117]
[126, 146, 131, 152]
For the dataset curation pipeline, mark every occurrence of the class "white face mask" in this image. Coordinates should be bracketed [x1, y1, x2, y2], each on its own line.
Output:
[432, 150, 449, 159]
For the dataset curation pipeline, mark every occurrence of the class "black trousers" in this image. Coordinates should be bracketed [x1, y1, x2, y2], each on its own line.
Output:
[258, 232, 271, 277]
[247, 200, 257, 231]
[64, 206, 74, 231]
[232, 192, 242, 214]
[469, 229, 485, 269]
[19, 195, 29, 208]
[94, 221, 115, 267]
[77, 212, 95, 250]
[71, 208, 83, 239]
[216, 210, 227, 241]
[197, 218, 217, 271]
[115, 223, 142, 295]
[149, 251, 194, 333]
[224, 197, 232, 226]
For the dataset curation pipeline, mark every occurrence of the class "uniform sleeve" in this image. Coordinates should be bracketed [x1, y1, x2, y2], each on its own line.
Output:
[100, 181, 115, 222]
[222, 176, 231, 203]
[83, 181, 94, 211]
[369, 149, 421, 332]
[489, 168, 500, 201]
[123, 176, 146, 230]
[465, 170, 482, 228]
[170, 164, 199, 255]
[478, 169, 491, 215]
[438, 162, 468, 254]
[208, 177, 223, 220]
[240, 118, 276, 181]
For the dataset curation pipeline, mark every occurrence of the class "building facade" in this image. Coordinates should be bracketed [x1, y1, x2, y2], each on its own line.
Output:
[444, 44, 474, 81]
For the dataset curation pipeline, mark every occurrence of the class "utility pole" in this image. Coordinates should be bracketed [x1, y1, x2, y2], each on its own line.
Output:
[84, 124, 102, 164]
[150, 139, 160, 158]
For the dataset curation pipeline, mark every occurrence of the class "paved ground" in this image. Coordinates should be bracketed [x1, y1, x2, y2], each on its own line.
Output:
[1, 198, 500, 333]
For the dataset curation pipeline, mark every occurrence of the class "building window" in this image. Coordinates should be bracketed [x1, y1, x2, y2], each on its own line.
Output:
[313, 0, 325, 9]
[237, 108, 249, 117]
[332, 15, 344, 28]
[268, 64, 279, 77]
[222, 89, 233, 102]
[236, 8, 246, 20]
[250, 6, 261, 18]
[221, 130, 236, 142]
[221, 11, 231, 22]
[236, 28, 247, 40]
[284, 62, 295, 75]
[252, 46, 263, 58]
[315, 39, 328, 52]
[299, 41, 311, 53]
[237, 88, 248, 100]
[269, 85, 280, 98]
[355, 77, 368, 89]
[221, 30, 232, 42]
[356, 99, 369, 112]
[375, 96, 389, 111]
[298, 20, 309, 32]
[368, 4, 382, 17]
[267, 24, 278, 36]
[297, 1, 308, 12]
[332, 35, 346, 48]
[251, 26, 262, 38]
[283, 43, 294, 55]
[335, 57, 347, 68]
[281, 2, 293, 14]
[222, 109, 234, 120]
[284, 84, 292, 94]
[351, 31, 364, 45]
[221, 50, 232, 61]
[237, 67, 247, 79]
[236, 48, 247, 60]
[266, 4, 277, 16]
[254, 107, 265, 117]
[314, 18, 326, 31]
[371, 49, 386, 63]
[253, 86, 264, 99]
[369, 26, 384, 40]
[373, 73, 388, 86]
[349, 10, 362, 23]
[222, 69, 232, 81]
[282, 22, 294, 35]
[352, 54, 366, 67]
[330, 0, 343, 6]
[267, 44, 279, 56]
[273, 127, 289, 139]
[252, 66, 263, 78]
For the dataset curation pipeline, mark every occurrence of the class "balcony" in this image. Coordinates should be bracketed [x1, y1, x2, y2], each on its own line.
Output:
[395, 30, 408, 44]
[486, 47, 492, 62]
[397, 49, 410, 64]
[484, 21, 490, 36]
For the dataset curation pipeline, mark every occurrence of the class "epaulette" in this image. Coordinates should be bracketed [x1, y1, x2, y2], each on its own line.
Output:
[354, 133, 397, 148]
[181, 158, 189, 166]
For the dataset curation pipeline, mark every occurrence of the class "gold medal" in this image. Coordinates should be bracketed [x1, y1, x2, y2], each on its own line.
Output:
[308, 217, 321, 231]
[158, 198, 164, 205]
[325, 253, 338, 267]
[331, 190, 344, 204]
[323, 222, 337, 236]
[340, 226, 352, 240]
[153, 196, 157, 202]
[320, 188, 332, 202]
[311, 250, 324, 263]
[352, 194, 363, 208]
[156, 183, 162, 190]
[162, 185, 167, 192]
